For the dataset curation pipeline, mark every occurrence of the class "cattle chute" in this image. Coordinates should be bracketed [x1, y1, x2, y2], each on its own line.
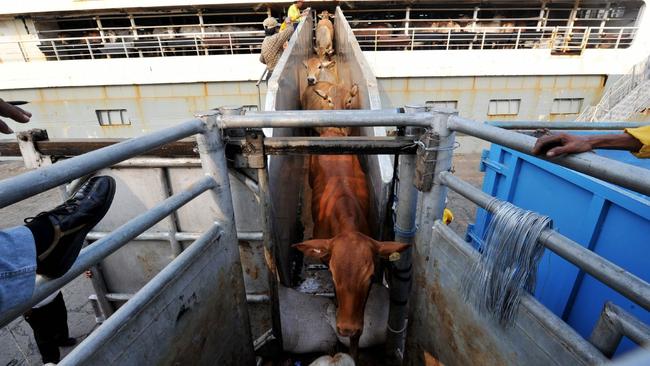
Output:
[0, 6, 649, 366]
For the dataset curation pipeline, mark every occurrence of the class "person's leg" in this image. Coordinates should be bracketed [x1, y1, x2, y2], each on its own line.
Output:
[0, 226, 37, 313]
[24, 298, 62, 364]
[50, 291, 75, 346]
[1, 176, 116, 314]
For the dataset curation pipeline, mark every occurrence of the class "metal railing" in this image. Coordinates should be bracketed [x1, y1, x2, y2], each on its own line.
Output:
[0, 25, 638, 62]
[0, 30, 264, 62]
[0, 108, 648, 361]
[0, 114, 255, 364]
[350, 25, 636, 52]
[577, 55, 650, 122]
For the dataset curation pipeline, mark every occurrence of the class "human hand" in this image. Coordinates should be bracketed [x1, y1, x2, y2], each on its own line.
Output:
[0, 99, 31, 134]
[532, 133, 593, 157]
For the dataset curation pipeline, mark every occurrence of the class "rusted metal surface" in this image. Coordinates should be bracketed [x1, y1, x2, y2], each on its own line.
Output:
[0, 136, 418, 158]
[405, 221, 607, 366]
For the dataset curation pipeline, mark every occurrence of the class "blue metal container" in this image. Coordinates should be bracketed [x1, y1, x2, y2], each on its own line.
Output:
[467, 141, 650, 356]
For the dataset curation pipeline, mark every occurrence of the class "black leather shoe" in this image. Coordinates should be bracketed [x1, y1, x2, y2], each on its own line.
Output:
[26, 176, 116, 278]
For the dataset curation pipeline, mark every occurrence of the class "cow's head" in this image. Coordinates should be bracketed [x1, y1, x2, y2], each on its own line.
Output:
[294, 231, 409, 338]
[303, 58, 336, 85]
[318, 10, 334, 19]
[312, 83, 358, 110]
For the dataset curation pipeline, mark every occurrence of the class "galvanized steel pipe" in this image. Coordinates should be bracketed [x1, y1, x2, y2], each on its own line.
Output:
[589, 302, 650, 357]
[439, 171, 650, 312]
[59, 224, 223, 365]
[449, 116, 650, 197]
[0, 119, 205, 208]
[86, 230, 263, 242]
[217, 110, 432, 129]
[0, 176, 216, 328]
[487, 121, 649, 130]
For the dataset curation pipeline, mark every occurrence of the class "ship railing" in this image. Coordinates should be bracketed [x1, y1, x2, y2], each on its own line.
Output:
[351, 25, 637, 52]
[0, 109, 649, 362]
[0, 29, 265, 62]
[577, 54, 650, 121]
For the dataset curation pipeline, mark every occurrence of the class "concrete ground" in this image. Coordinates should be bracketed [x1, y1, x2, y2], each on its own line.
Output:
[0, 153, 484, 365]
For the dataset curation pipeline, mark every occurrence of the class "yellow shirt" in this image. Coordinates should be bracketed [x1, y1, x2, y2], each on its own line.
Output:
[625, 125, 650, 158]
[280, 4, 302, 30]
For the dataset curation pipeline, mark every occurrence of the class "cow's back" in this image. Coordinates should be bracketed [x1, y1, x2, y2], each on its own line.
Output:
[309, 153, 370, 239]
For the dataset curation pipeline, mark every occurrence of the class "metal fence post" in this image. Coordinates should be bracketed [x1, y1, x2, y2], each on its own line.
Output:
[385, 106, 422, 364]
[195, 112, 255, 362]
[405, 108, 457, 365]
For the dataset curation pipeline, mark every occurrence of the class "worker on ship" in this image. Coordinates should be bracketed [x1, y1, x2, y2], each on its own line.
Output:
[280, 0, 308, 31]
[533, 126, 650, 158]
[260, 16, 295, 75]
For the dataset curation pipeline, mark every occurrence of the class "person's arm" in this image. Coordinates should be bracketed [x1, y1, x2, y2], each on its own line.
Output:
[266, 22, 294, 56]
[0, 99, 31, 134]
[532, 130, 644, 157]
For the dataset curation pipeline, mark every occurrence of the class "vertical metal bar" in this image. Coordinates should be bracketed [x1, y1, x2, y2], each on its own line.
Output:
[229, 34, 234, 54]
[515, 28, 521, 49]
[385, 107, 421, 364]
[194, 35, 200, 56]
[195, 112, 254, 355]
[89, 264, 115, 319]
[590, 302, 650, 357]
[159, 168, 183, 257]
[415, 109, 457, 245]
[52, 40, 60, 61]
[446, 29, 451, 50]
[257, 163, 284, 349]
[582, 27, 591, 50]
[122, 37, 129, 58]
[481, 31, 486, 49]
[404, 7, 411, 35]
[375, 29, 379, 51]
[537, 1, 547, 30]
[95, 17, 105, 42]
[17, 41, 28, 62]
[86, 38, 94, 59]
[410, 29, 415, 51]
[615, 28, 623, 48]
[157, 36, 164, 56]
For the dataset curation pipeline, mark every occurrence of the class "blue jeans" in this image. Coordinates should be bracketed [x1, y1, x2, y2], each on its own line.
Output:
[0, 226, 36, 314]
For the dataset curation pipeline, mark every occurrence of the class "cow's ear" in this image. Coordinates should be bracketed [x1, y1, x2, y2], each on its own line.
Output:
[314, 88, 328, 100]
[350, 84, 359, 97]
[293, 239, 332, 259]
[375, 241, 410, 259]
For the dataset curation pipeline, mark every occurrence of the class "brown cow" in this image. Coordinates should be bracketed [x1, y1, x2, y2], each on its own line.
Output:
[301, 82, 359, 135]
[303, 57, 337, 85]
[316, 11, 335, 59]
[294, 126, 409, 357]
[301, 81, 358, 111]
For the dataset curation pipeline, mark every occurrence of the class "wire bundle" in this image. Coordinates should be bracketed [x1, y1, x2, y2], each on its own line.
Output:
[463, 200, 552, 326]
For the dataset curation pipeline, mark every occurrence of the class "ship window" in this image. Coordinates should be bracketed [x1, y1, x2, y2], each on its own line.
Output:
[551, 98, 583, 115]
[425, 100, 458, 110]
[487, 99, 520, 116]
[96, 109, 131, 126]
